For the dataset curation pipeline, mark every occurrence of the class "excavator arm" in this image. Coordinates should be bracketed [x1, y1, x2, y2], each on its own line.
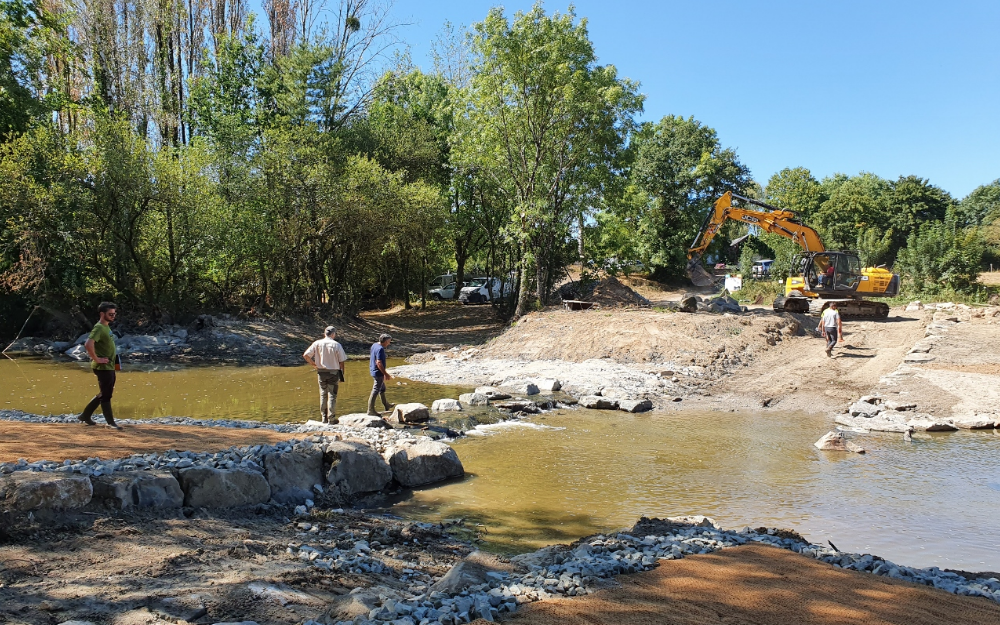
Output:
[686, 192, 825, 285]
[688, 192, 825, 257]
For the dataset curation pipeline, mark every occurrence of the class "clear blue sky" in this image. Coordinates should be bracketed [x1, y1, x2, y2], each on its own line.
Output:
[390, 0, 999, 199]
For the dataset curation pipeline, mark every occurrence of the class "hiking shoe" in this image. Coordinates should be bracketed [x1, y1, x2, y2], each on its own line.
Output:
[367, 411, 381, 417]
[77, 414, 96, 426]
[105, 420, 123, 430]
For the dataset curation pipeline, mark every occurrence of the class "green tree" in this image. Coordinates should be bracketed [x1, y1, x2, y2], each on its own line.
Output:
[629, 115, 751, 277]
[764, 167, 825, 221]
[813, 172, 893, 251]
[458, 3, 642, 316]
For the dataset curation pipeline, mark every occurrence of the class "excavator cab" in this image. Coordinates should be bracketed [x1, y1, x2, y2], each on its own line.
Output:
[796, 252, 862, 295]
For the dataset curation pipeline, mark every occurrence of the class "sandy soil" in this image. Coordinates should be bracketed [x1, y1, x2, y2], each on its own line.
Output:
[503, 543, 1000, 625]
[0, 423, 297, 464]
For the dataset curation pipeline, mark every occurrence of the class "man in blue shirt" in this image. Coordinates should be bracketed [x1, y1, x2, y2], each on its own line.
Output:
[367, 333, 394, 416]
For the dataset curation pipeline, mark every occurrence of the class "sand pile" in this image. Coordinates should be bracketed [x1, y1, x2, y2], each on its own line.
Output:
[558, 276, 649, 308]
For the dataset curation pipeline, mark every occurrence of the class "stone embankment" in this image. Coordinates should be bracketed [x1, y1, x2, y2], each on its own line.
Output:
[0, 412, 463, 517]
[833, 302, 1000, 435]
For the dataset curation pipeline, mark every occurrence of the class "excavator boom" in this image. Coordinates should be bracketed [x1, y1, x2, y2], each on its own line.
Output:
[688, 192, 825, 258]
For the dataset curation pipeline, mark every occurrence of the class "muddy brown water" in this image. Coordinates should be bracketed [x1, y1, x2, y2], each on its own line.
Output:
[2, 358, 1000, 572]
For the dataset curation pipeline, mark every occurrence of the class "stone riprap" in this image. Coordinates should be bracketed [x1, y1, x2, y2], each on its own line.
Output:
[832, 306, 1000, 434]
[0, 416, 466, 513]
[287, 518, 1000, 625]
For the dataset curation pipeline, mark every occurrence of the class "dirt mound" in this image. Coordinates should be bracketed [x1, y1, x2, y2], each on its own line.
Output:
[478, 308, 803, 374]
[558, 276, 649, 308]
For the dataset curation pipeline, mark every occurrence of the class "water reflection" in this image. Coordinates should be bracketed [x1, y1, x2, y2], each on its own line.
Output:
[392, 409, 1000, 571]
[0, 357, 471, 422]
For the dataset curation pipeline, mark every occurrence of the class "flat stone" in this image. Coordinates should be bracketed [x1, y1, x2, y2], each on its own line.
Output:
[2, 472, 93, 512]
[431, 398, 463, 412]
[493, 400, 540, 414]
[904, 353, 935, 363]
[475, 387, 511, 400]
[579, 395, 620, 410]
[949, 416, 997, 430]
[389, 403, 430, 424]
[264, 449, 323, 504]
[814, 431, 865, 453]
[906, 415, 959, 432]
[91, 471, 183, 509]
[177, 468, 270, 508]
[884, 400, 917, 411]
[325, 440, 392, 497]
[459, 392, 490, 406]
[503, 382, 539, 396]
[618, 399, 653, 413]
[384, 440, 464, 487]
[338, 414, 390, 429]
[848, 400, 882, 418]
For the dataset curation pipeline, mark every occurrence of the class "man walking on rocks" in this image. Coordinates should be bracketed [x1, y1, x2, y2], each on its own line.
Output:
[820, 302, 843, 357]
[367, 334, 394, 416]
[77, 301, 122, 429]
[303, 326, 347, 423]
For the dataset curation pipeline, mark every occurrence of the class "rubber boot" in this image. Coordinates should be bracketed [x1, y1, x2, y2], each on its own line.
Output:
[101, 401, 121, 429]
[367, 390, 380, 416]
[78, 397, 99, 426]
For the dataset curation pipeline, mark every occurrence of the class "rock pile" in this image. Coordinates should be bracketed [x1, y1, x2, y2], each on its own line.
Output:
[0, 427, 464, 515]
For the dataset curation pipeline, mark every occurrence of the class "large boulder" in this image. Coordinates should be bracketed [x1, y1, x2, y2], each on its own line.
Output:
[384, 440, 464, 487]
[338, 414, 390, 429]
[534, 378, 562, 392]
[618, 399, 653, 413]
[814, 431, 865, 453]
[91, 471, 183, 509]
[389, 403, 430, 424]
[678, 296, 698, 313]
[264, 449, 324, 504]
[848, 401, 882, 418]
[579, 395, 619, 410]
[459, 392, 490, 406]
[431, 398, 463, 412]
[177, 468, 270, 508]
[325, 441, 392, 497]
[949, 415, 998, 430]
[2, 472, 93, 512]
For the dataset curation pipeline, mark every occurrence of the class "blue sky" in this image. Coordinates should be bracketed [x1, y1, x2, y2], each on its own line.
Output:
[388, 0, 999, 199]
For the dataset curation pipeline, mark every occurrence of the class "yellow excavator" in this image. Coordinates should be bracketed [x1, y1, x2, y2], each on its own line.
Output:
[687, 192, 899, 319]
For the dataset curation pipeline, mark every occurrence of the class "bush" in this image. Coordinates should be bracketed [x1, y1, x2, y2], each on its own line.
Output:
[895, 209, 985, 294]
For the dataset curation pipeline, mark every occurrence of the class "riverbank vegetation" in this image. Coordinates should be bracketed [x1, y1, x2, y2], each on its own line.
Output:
[2, 0, 998, 339]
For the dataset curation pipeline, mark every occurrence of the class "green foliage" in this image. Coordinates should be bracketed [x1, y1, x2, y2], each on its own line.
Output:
[895, 209, 985, 294]
[628, 115, 751, 277]
[960, 179, 1000, 226]
[764, 167, 825, 221]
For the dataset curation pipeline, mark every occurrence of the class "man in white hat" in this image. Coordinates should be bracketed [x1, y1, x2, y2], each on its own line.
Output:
[303, 326, 347, 423]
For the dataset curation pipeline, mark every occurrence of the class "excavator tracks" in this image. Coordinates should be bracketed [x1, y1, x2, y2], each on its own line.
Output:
[773, 296, 889, 320]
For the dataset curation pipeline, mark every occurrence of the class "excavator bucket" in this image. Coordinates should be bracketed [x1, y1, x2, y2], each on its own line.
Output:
[686, 256, 715, 287]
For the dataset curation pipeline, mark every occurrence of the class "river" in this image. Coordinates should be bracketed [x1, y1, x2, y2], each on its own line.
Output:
[3, 357, 999, 571]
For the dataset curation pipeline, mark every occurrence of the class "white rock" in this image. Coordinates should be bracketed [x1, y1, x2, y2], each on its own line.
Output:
[431, 398, 463, 412]
[459, 392, 490, 406]
[814, 431, 865, 453]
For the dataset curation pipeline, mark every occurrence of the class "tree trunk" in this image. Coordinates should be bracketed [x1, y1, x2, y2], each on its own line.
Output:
[515, 247, 534, 318]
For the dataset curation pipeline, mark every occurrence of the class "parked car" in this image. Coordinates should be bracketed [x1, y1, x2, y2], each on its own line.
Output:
[428, 274, 457, 300]
[751, 259, 774, 279]
[458, 277, 512, 304]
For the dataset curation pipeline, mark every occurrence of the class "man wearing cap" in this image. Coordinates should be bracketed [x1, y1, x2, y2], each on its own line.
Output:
[303, 326, 347, 423]
[367, 333, 394, 416]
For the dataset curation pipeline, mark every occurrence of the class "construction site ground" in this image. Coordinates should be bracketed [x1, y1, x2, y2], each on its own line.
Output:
[3, 281, 1000, 625]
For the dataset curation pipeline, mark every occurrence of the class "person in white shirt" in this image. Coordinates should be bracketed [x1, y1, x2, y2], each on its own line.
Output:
[303, 326, 347, 423]
[819, 302, 843, 357]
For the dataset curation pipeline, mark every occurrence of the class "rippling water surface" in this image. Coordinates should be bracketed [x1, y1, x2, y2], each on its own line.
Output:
[3, 357, 999, 571]
[392, 409, 1000, 571]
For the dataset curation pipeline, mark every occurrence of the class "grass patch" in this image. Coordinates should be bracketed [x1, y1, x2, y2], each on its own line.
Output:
[734, 280, 785, 305]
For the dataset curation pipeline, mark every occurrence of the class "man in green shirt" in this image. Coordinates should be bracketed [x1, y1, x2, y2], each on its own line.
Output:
[77, 301, 122, 429]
